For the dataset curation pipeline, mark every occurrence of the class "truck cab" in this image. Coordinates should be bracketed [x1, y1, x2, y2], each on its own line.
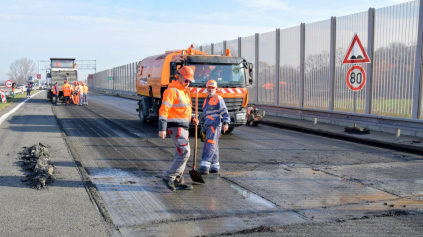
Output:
[136, 46, 253, 133]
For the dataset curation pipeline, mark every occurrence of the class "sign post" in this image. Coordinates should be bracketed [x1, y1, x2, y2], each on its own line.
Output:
[343, 33, 371, 134]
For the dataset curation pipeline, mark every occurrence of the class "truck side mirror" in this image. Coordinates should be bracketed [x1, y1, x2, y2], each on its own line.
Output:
[248, 63, 253, 84]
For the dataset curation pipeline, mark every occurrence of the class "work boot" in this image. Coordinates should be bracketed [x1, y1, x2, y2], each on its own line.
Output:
[162, 178, 175, 191]
[174, 181, 193, 190]
[198, 167, 209, 175]
[209, 168, 219, 174]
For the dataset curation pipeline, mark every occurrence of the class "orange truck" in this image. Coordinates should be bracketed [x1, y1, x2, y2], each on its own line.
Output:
[136, 45, 254, 133]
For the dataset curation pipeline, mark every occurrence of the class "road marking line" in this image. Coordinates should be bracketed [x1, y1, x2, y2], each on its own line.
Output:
[0, 91, 43, 125]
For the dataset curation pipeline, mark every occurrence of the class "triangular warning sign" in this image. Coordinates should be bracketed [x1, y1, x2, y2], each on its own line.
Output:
[343, 34, 371, 64]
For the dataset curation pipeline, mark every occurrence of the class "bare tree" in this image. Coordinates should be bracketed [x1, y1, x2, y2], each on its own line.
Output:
[7, 58, 37, 84]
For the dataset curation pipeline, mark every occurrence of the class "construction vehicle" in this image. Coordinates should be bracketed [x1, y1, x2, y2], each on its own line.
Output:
[136, 45, 254, 133]
[46, 58, 78, 102]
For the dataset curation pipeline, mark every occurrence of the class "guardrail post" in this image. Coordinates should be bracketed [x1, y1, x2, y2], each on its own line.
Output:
[300, 23, 305, 108]
[365, 8, 375, 114]
[255, 33, 259, 103]
[329, 17, 336, 110]
[275, 28, 280, 105]
[413, 0, 423, 119]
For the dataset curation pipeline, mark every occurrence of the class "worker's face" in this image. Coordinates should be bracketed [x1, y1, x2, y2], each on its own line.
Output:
[179, 76, 191, 88]
[207, 86, 216, 96]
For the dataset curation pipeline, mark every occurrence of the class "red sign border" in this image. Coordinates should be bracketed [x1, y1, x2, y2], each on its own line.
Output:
[343, 34, 371, 64]
[346, 65, 366, 91]
[5, 80, 13, 88]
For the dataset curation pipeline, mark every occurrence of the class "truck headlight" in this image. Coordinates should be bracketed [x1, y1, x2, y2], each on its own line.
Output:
[236, 113, 246, 120]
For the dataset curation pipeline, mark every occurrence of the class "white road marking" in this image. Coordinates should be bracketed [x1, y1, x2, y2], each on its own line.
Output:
[0, 91, 43, 125]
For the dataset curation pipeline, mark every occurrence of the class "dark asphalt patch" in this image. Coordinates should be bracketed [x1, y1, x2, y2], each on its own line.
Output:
[19, 142, 56, 189]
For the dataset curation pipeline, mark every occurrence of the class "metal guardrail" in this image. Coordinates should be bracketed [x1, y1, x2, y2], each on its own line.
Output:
[255, 103, 423, 134]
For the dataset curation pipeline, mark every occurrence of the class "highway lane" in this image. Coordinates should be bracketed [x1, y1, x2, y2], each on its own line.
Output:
[53, 92, 423, 236]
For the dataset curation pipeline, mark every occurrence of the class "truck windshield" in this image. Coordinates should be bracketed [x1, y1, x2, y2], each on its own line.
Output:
[188, 63, 246, 88]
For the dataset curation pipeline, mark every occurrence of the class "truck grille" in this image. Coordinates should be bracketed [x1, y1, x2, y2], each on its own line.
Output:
[192, 98, 243, 112]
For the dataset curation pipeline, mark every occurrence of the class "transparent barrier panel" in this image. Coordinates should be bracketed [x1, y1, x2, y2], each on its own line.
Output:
[304, 19, 331, 110]
[214, 42, 224, 55]
[203, 45, 212, 54]
[226, 39, 238, 57]
[241, 35, 256, 103]
[258, 31, 276, 104]
[373, 1, 419, 118]
[335, 11, 368, 113]
[279, 26, 301, 107]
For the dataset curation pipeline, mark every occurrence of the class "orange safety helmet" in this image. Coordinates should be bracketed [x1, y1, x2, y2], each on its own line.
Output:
[206, 80, 217, 88]
[178, 66, 194, 81]
[74, 82, 78, 85]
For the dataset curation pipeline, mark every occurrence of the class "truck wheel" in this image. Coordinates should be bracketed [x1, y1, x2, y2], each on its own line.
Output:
[139, 104, 147, 124]
[50, 92, 53, 103]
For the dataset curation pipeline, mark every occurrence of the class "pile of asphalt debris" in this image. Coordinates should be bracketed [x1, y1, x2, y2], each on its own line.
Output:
[19, 143, 56, 190]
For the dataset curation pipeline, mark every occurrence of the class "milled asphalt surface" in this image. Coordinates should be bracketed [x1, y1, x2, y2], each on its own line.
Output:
[0, 91, 113, 237]
[1, 90, 423, 236]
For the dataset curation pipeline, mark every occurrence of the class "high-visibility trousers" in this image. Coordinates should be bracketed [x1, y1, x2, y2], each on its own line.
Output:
[72, 94, 79, 105]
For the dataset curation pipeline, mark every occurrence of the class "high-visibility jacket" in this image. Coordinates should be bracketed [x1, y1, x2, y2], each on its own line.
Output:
[73, 85, 79, 93]
[202, 93, 230, 128]
[78, 85, 83, 95]
[159, 80, 192, 131]
[53, 84, 58, 95]
[62, 83, 71, 97]
[83, 85, 88, 93]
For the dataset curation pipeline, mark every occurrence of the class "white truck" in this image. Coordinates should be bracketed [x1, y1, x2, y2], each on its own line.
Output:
[46, 58, 78, 102]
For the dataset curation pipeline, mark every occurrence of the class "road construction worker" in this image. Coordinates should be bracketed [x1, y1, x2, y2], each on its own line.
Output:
[198, 80, 229, 175]
[72, 82, 79, 105]
[53, 82, 59, 106]
[26, 82, 31, 98]
[82, 82, 88, 105]
[78, 82, 84, 106]
[158, 65, 199, 191]
[62, 80, 71, 105]
[11, 82, 16, 99]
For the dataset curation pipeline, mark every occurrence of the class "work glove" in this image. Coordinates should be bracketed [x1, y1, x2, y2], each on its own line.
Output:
[201, 132, 206, 143]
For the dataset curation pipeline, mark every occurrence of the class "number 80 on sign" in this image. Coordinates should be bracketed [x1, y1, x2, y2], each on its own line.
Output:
[346, 65, 366, 91]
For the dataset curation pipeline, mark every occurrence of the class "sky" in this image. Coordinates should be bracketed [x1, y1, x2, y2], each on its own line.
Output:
[0, 0, 413, 83]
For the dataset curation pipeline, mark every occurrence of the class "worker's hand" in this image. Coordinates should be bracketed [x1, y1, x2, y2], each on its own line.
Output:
[223, 124, 229, 133]
[192, 118, 199, 125]
[158, 131, 166, 139]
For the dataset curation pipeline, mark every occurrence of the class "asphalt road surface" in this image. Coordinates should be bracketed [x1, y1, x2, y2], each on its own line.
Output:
[3, 90, 423, 236]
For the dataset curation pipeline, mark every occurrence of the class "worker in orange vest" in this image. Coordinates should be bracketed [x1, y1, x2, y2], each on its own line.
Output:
[158, 66, 199, 191]
[53, 82, 59, 106]
[62, 80, 71, 105]
[11, 82, 16, 99]
[198, 80, 230, 175]
[72, 82, 79, 105]
[82, 82, 89, 105]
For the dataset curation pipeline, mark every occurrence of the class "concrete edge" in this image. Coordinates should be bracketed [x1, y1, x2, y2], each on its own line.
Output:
[260, 121, 423, 156]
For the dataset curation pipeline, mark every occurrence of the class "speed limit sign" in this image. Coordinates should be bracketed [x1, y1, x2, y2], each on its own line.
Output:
[346, 65, 366, 91]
